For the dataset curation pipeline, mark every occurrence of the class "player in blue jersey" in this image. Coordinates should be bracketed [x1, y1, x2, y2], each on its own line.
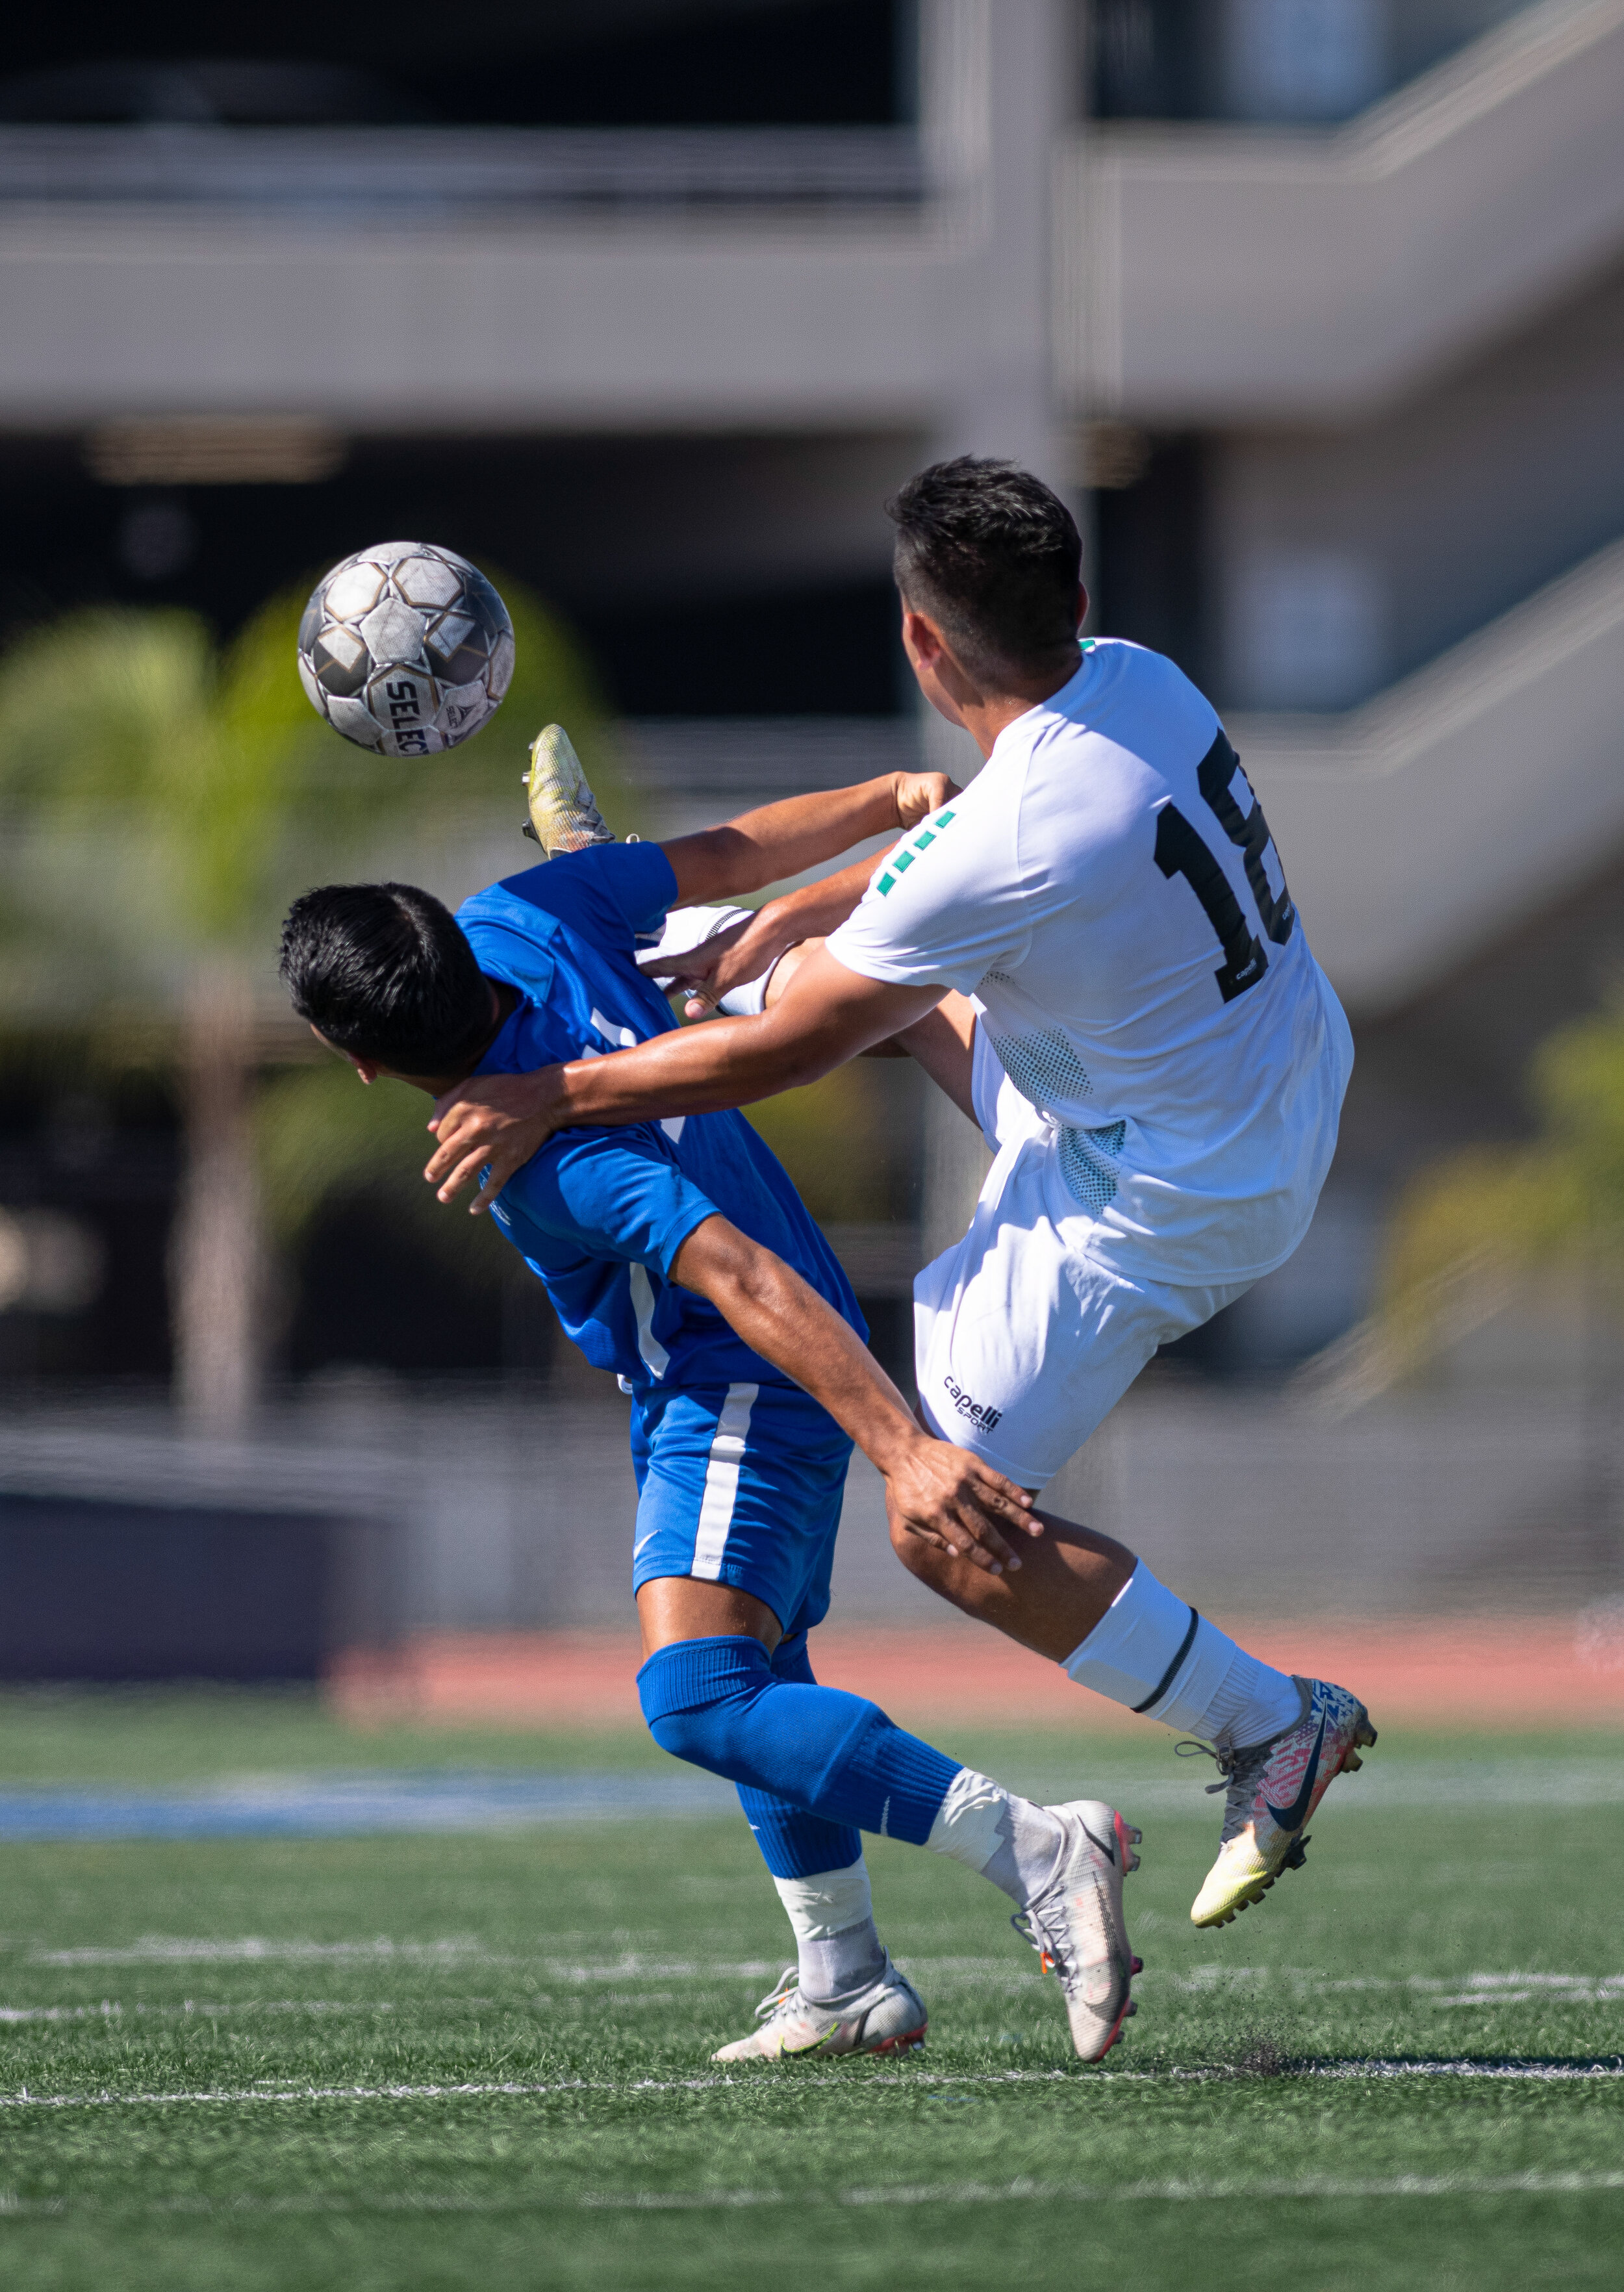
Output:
[277, 783, 1146, 2064]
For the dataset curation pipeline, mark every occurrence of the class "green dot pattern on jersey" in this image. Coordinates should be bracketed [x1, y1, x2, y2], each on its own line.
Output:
[1058, 1119, 1128, 1215]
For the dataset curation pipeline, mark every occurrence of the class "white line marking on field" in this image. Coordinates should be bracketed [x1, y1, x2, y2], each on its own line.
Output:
[0, 2001, 415, 2024]
[587, 2168, 1624, 2210]
[1163, 1967, 1624, 2004]
[23, 1944, 1624, 2007]
[0, 2169, 1620, 2221]
[0, 2080, 601, 2110]
[27, 1940, 785, 1978]
[32, 1938, 493, 1967]
[1, 2061, 1620, 2112]
[593, 2169, 1624, 2209]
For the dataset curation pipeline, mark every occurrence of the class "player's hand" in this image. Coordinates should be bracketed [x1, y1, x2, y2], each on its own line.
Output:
[893, 770, 959, 830]
[657, 907, 800, 1021]
[424, 1069, 565, 1214]
[880, 1433, 1039, 1575]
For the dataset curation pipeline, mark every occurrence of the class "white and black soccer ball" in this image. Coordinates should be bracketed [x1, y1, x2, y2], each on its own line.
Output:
[297, 542, 514, 758]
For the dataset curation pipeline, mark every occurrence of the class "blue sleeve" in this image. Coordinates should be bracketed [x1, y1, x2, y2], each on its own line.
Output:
[512, 1127, 719, 1275]
[500, 843, 679, 955]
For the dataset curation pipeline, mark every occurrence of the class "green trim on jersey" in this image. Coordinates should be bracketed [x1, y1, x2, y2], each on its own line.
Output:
[876, 807, 958, 897]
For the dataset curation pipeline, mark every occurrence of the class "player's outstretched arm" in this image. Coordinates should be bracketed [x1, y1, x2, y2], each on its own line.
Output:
[669, 1212, 1037, 1574]
[426, 948, 943, 1213]
[659, 769, 956, 910]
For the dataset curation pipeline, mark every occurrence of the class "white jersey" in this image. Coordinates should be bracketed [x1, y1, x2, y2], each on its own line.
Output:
[826, 639, 1353, 1286]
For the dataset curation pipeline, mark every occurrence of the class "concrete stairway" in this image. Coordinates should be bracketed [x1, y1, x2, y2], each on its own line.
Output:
[1237, 529, 1624, 1012]
[1076, 0, 1624, 420]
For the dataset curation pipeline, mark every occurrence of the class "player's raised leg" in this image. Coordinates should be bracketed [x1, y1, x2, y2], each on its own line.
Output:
[891, 1499, 1373, 1928]
[876, 1007, 1375, 1926]
[521, 722, 614, 855]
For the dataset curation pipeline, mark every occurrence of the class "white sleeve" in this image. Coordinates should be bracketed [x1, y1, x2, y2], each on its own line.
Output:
[825, 799, 1030, 996]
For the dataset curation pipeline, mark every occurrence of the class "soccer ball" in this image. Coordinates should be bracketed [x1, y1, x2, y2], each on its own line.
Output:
[297, 542, 514, 758]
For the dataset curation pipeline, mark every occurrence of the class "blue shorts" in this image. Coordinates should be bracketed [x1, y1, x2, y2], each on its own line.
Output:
[629, 1380, 854, 1640]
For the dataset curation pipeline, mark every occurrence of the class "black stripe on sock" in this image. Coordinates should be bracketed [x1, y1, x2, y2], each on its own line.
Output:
[1131, 1607, 1201, 1716]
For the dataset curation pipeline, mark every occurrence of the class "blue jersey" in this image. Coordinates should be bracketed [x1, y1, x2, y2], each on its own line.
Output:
[457, 843, 866, 1395]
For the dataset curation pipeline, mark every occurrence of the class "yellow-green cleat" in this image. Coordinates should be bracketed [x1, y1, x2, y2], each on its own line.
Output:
[522, 722, 615, 856]
[1187, 1677, 1376, 1928]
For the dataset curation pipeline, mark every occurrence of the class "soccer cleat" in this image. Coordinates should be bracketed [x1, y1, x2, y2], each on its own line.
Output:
[1187, 1676, 1377, 1929]
[1011, 1801, 1141, 2062]
[711, 1954, 928, 2062]
[521, 722, 614, 855]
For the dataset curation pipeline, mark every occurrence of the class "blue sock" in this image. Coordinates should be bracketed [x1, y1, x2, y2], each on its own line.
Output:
[737, 1785, 862, 1879]
[737, 1631, 863, 1878]
[637, 1634, 961, 1848]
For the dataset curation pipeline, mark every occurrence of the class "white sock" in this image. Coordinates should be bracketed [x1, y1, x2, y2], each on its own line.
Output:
[926, 1768, 1065, 1905]
[1200, 1651, 1307, 1751]
[1061, 1559, 1302, 1748]
[773, 1859, 887, 2006]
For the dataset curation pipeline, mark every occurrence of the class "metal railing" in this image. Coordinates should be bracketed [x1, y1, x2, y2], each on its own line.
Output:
[0, 125, 926, 210]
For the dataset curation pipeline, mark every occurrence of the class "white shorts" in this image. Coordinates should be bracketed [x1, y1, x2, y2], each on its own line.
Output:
[913, 1032, 1255, 1488]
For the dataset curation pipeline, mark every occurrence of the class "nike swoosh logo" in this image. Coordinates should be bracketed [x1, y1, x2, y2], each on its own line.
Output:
[1082, 1823, 1117, 1866]
[1265, 1713, 1326, 1833]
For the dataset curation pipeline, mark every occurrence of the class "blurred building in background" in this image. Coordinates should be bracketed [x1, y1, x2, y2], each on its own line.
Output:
[0, 1, 1621, 1672]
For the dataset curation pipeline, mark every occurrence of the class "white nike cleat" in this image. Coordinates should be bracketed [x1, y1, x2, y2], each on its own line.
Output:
[1187, 1676, 1377, 1929]
[711, 1954, 928, 2062]
[1011, 1800, 1142, 2062]
[521, 722, 614, 856]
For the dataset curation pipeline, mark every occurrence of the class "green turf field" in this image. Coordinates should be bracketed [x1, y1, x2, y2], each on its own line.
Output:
[0, 1690, 1619, 2290]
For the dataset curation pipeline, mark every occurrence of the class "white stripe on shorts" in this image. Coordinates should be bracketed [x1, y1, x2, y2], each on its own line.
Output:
[690, 1382, 758, 1581]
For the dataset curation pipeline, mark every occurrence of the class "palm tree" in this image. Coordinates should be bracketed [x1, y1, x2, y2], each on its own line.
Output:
[0, 581, 606, 1428]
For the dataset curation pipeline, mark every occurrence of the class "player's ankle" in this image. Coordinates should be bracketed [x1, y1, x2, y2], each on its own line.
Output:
[925, 1768, 1064, 1902]
[773, 1863, 886, 2004]
[1058, 1560, 1300, 1746]
[1206, 1659, 1305, 1752]
[798, 1921, 887, 2007]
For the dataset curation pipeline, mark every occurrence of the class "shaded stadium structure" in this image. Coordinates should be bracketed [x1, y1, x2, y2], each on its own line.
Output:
[0, 0, 1619, 1673]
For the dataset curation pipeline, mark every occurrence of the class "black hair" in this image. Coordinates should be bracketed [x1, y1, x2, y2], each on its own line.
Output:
[885, 455, 1083, 684]
[278, 882, 493, 1075]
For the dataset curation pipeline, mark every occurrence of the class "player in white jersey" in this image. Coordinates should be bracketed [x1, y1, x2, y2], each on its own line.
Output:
[425, 460, 1376, 1929]
[824, 630, 1352, 1483]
